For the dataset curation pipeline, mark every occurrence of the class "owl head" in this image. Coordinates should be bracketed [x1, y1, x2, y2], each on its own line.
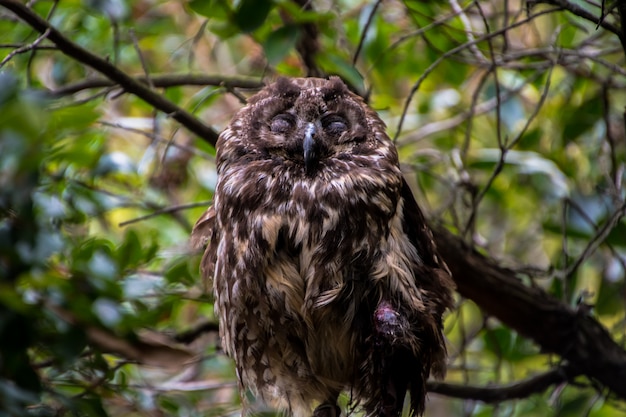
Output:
[217, 77, 393, 176]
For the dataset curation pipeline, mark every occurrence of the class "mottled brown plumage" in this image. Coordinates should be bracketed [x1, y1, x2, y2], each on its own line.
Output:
[192, 77, 454, 417]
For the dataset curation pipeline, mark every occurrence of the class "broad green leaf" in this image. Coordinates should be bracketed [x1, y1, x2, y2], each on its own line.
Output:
[234, 0, 273, 32]
[562, 94, 603, 142]
[317, 53, 365, 94]
[263, 25, 300, 65]
[117, 229, 143, 269]
[596, 278, 624, 316]
[49, 102, 100, 132]
[165, 257, 194, 286]
[187, 0, 232, 20]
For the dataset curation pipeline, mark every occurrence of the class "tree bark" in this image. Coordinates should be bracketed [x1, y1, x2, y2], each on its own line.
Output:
[433, 225, 626, 399]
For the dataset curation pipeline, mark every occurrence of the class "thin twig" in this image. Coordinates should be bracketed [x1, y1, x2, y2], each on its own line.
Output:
[601, 83, 619, 188]
[449, 0, 487, 64]
[119, 201, 212, 227]
[50, 74, 264, 96]
[561, 200, 626, 279]
[366, 2, 475, 78]
[394, 6, 561, 142]
[352, 0, 383, 65]
[528, 0, 626, 54]
[0, 27, 49, 68]
[0, 0, 221, 146]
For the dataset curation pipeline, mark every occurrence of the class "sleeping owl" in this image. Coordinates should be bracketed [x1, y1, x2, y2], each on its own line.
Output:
[192, 77, 454, 417]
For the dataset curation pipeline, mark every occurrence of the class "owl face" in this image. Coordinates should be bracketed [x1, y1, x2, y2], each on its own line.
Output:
[223, 77, 383, 175]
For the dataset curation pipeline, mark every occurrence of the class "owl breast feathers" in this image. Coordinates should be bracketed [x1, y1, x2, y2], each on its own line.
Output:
[191, 77, 455, 417]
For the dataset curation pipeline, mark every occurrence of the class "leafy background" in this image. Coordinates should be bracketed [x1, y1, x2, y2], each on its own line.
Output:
[1, 0, 626, 416]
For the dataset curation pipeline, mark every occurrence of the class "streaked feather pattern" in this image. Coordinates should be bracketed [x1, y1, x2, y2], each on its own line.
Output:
[192, 77, 454, 417]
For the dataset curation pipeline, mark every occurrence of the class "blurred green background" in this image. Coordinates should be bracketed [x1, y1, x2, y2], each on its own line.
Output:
[1, 0, 625, 416]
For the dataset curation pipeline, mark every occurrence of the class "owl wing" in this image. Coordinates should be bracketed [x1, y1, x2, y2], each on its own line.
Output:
[400, 177, 455, 376]
[400, 178, 454, 307]
[190, 205, 218, 288]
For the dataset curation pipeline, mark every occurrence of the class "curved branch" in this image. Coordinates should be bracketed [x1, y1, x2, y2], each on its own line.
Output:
[51, 74, 264, 97]
[0, 0, 219, 147]
[352, 0, 383, 65]
[528, 0, 626, 55]
[432, 225, 626, 400]
[427, 365, 581, 403]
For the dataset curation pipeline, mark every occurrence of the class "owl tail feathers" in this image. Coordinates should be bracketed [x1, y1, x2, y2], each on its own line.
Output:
[357, 300, 430, 417]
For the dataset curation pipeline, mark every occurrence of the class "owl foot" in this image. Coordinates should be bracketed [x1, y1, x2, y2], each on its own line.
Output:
[312, 403, 340, 417]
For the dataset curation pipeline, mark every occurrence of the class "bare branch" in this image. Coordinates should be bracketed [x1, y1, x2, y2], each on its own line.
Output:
[0, 0, 220, 147]
[119, 201, 212, 227]
[292, 0, 322, 77]
[353, 0, 383, 65]
[428, 365, 581, 403]
[528, 0, 626, 54]
[561, 200, 626, 279]
[0, 27, 49, 68]
[432, 225, 626, 400]
[394, 6, 561, 142]
[50, 74, 264, 97]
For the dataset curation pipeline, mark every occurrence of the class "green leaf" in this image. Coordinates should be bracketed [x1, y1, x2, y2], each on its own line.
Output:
[263, 25, 300, 65]
[234, 0, 273, 32]
[165, 257, 194, 286]
[51, 326, 87, 365]
[209, 20, 241, 39]
[117, 229, 143, 269]
[562, 94, 603, 142]
[317, 53, 364, 94]
[605, 220, 626, 247]
[187, 0, 232, 20]
[596, 278, 623, 316]
[483, 326, 536, 361]
[74, 396, 109, 417]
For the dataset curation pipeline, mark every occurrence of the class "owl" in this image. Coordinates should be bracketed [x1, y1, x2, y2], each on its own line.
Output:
[192, 77, 454, 417]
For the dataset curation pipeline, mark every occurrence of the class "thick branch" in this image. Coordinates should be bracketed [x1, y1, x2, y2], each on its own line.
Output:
[292, 0, 322, 77]
[427, 365, 581, 403]
[433, 226, 626, 400]
[0, 0, 219, 147]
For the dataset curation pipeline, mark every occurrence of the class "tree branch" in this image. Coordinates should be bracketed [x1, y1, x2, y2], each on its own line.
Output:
[528, 0, 626, 55]
[0, 0, 220, 147]
[292, 0, 322, 77]
[51, 74, 264, 97]
[432, 225, 626, 400]
[427, 365, 581, 403]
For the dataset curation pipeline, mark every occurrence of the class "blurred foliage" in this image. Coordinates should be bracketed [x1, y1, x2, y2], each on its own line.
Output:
[1, 0, 625, 416]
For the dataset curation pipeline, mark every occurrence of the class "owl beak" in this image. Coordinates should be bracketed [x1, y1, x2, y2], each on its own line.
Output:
[303, 122, 317, 173]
